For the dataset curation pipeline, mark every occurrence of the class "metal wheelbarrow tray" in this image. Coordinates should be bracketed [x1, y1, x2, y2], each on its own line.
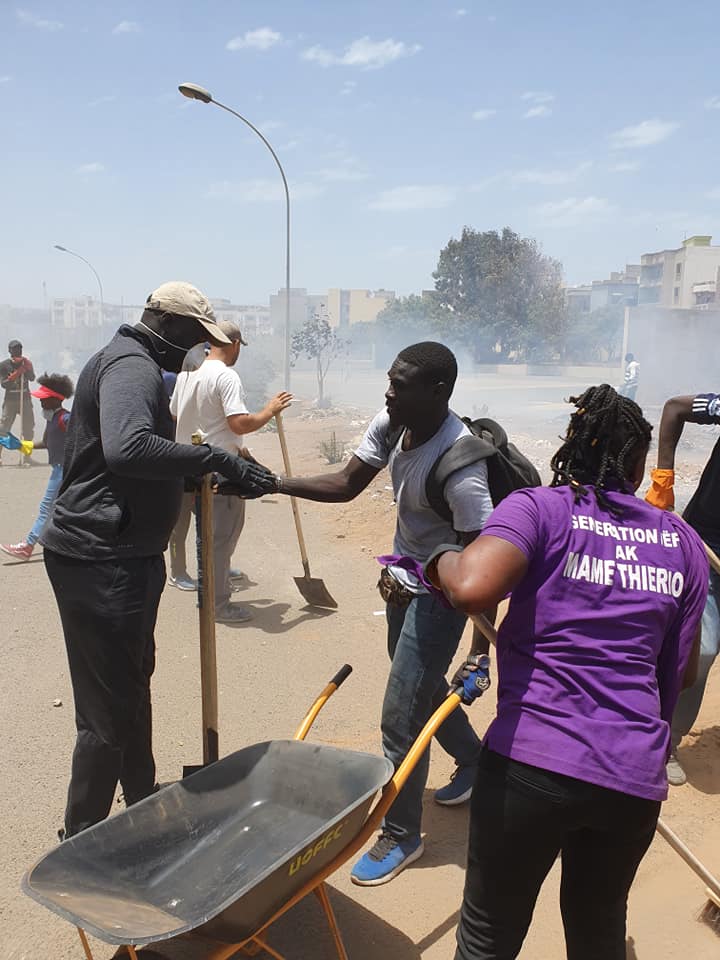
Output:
[23, 666, 466, 959]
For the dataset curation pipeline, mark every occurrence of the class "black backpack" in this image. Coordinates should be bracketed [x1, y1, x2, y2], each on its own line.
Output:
[425, 417, 541, 523]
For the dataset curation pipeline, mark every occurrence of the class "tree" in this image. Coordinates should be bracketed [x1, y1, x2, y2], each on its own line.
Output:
[375, 294, 438, 366]
[432, 226, 567, 361]
[291, 313, 346, 408]
[563, 304, 625, 363]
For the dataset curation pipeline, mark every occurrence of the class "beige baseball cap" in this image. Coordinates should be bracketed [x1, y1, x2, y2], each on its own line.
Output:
[145, 281, 231, 344]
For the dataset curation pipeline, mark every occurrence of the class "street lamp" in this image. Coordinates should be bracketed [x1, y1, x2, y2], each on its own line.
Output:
[53, 244, 105, 326]
[178, 82, 292, 390]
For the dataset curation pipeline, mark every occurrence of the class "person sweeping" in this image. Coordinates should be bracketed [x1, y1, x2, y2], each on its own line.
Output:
[428, 384, 708, 960]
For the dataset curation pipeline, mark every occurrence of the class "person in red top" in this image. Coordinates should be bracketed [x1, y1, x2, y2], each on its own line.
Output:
[0, 339, 35, 464]
[1, 372, 73, 559]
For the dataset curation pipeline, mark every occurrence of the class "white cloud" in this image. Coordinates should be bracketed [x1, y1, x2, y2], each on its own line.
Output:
[75, 162, 105, 175]
[302, 36, 421, 70]
[369, 184, 455, 211]
[258, 119, 282, 134]
[524, 105, 552, 119]
[206, 178, 323, 203]
[88, 94, 117, 107]
[16, 8, 63, 30]
[534, 196, 614, 227]
[609, 160, 641, 173]
[512, 162, 591, 185]
[340, 80, 357, 95]
[112, 20, 140, 34]
[521, 91, 555, 104]
[705, 187, 720, 200]
[704, 96, 720, 110]
[0, 75, 11, 83]
[455, 8, 467, 16]
[609, 118, 678, 149]
[227, 27, 282, 52]
[472, 108, 497, 121]
[317, 166, 369, 182]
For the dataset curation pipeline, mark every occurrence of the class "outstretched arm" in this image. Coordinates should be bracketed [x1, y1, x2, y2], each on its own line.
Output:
[656, 396, 695, 469]
[280, 455, 381, 503]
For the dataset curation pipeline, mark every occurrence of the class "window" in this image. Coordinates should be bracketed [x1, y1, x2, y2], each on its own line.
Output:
[673, 287, 680, 304]
[675, 263, 682, 280]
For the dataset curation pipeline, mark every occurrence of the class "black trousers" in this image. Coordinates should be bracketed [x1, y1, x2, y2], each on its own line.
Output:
[44, 549, 165, 837]
[455, 748, 660, 960]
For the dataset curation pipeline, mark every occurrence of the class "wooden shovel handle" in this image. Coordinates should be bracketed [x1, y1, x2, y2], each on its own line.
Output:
[275, 412, 311, 571]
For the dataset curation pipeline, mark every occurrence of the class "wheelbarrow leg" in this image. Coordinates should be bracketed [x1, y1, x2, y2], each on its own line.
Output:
[77, 928, 95, 960]
[314, 883, 349, 960]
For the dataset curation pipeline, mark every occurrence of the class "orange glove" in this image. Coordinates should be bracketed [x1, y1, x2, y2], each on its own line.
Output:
[645, 468, 675, 511]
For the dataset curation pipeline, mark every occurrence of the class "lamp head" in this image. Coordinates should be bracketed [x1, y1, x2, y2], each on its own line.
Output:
[54, 244, 68, 252]
[178, 83, 212, 104]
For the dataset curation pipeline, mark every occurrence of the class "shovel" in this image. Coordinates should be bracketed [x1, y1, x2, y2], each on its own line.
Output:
[275, 411, 337, 609]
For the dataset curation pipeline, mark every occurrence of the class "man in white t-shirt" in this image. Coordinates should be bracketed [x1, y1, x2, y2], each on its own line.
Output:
[277, 342, 493, 885]
[171, 320, 292, 622]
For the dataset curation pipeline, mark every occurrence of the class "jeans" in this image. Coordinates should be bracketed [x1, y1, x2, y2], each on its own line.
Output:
[44, 549, 165, 837]
[671, 568, 720, 748]
[27, 463, 63, 545]
[455, 748, 660, 960]
[382, 593, 482, 841]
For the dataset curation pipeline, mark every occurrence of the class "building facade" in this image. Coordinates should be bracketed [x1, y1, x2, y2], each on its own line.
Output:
[639, 236, 720, 308]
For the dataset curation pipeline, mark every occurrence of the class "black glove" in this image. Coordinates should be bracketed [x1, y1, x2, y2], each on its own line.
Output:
[207, 447, 279, 499]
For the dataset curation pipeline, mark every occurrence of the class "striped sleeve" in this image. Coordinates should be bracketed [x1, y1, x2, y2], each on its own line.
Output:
[692, 394, 720, 423]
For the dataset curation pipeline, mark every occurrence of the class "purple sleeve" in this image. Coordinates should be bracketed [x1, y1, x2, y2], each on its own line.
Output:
[479, 488, 542, 560]
[656, 521, 709, 725]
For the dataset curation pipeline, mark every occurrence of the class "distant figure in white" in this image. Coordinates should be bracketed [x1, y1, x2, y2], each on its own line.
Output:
[619, 353, 639, 402]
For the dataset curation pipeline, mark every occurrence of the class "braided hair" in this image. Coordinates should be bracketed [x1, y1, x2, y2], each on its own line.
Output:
[550, 384, 651, 515]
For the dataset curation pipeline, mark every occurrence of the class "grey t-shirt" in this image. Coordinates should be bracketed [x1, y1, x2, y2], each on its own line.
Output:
[356, 409, 493, 592]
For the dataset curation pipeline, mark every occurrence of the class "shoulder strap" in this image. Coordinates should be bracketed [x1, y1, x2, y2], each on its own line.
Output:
[426, 435, 495, 523]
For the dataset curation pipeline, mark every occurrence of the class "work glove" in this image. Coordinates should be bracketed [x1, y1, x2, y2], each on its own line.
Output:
[208, 447, 279, 499]
[451, 654, 492, 706]
[645, 468, 675, 511]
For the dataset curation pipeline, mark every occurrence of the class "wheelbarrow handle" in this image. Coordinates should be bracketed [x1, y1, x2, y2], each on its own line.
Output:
[293, 665, 354, 742]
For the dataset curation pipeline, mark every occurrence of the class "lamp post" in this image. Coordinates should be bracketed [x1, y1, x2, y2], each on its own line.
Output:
[53, 244, 105, 327]
[178, 82, 292, 390]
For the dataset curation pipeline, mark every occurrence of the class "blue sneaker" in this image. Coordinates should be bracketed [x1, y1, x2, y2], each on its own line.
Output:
[433, 764, 477, 806]
[350, 832, 424, 886]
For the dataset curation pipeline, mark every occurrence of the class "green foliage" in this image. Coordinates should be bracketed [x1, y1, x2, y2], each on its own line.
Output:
[320, 431, 346, 464]
[375, 294, 438, 366]
[563, 304, 625, 363]
[432, 226, 567, 361]
[291, 314, 346, 407]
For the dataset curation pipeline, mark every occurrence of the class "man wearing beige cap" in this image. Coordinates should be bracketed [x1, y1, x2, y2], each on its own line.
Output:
[42, 281, 279, 839]
[171, 319, 292, 622]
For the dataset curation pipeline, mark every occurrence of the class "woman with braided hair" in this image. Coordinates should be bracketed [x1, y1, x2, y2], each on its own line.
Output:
[427, 384, 709, 960]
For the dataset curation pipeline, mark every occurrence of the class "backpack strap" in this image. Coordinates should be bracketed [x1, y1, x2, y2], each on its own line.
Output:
[425, 435, 495, 524]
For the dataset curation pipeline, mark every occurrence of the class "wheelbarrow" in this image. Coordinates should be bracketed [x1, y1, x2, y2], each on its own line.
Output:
[23, 665, 467, 960]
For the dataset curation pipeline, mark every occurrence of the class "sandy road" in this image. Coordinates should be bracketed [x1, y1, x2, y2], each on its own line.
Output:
[2, 407, 720, 960]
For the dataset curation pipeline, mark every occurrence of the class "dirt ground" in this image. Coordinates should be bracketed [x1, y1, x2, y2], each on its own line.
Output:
[2, 385, 720, 960]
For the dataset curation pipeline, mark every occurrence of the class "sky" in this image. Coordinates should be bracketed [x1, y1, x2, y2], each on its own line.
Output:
[3, 0, 720, 309]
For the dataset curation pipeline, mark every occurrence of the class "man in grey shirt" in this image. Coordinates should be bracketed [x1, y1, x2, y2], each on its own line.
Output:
[277, 341, 493, 885]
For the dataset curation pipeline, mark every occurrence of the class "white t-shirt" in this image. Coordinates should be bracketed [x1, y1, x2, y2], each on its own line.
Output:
[170, 358, 249, 455]
[625, 360, 640, 387]
[356, 409, 493, 592]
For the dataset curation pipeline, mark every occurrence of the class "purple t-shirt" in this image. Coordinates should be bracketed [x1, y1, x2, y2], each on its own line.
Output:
[482, 484, 708, 801]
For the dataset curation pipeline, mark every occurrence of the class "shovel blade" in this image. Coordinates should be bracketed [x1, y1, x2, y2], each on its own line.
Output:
[294, 575, 338, 609]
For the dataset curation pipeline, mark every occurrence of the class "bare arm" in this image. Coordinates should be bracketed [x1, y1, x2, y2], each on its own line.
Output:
[280, 455, 381, 503]
[434, 535, 529, 617]
[457, 529, 495, 656]
[227, 392, 293, 436]
[681, 622, 702, 689]
[656, 396, 696, 469]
